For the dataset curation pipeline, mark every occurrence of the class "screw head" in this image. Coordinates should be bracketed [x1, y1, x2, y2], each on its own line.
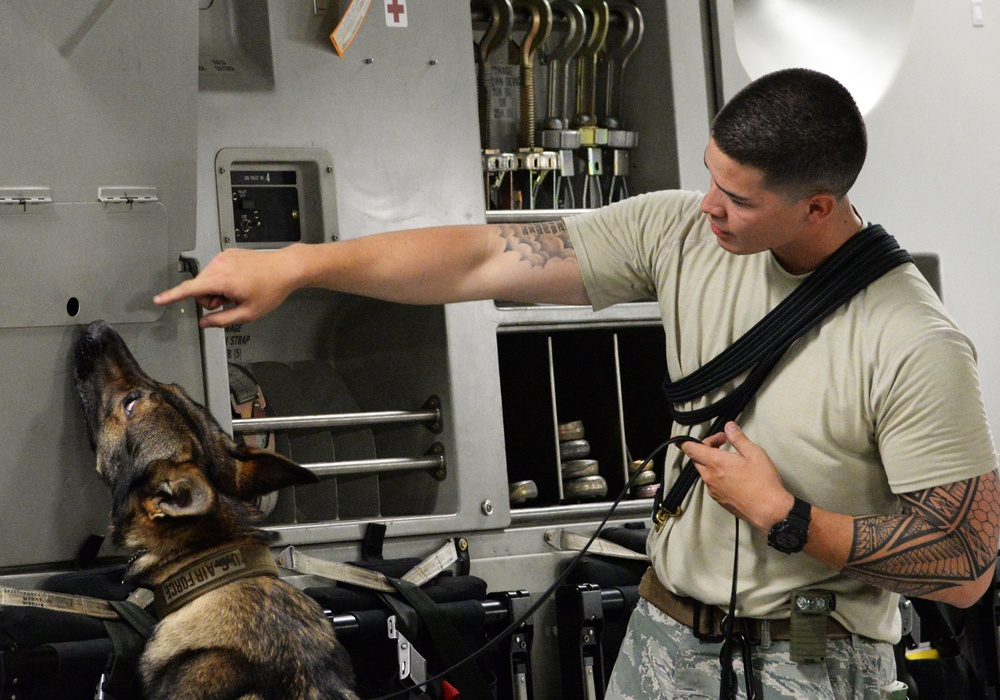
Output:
[481, 500, 494, 515]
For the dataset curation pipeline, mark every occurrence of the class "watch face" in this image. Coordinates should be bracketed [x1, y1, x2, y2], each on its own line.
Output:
[775, 530, 801, 549]
[768, 522, 806, 553]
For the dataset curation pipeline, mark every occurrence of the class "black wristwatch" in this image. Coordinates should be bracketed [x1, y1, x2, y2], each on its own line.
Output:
[767, 497, 811, 554]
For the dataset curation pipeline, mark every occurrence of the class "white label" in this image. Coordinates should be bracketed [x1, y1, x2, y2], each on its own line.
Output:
[384, 0, 407, 27]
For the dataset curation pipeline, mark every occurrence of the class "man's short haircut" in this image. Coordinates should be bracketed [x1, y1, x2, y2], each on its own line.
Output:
[711, 68, 867, 201]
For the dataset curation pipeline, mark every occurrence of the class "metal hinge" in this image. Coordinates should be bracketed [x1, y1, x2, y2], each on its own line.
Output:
[0, 186, 52, 213]
[98, 186, 159, 211]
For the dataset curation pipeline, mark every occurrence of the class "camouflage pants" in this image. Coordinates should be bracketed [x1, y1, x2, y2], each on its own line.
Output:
[606, 599, 897, 700]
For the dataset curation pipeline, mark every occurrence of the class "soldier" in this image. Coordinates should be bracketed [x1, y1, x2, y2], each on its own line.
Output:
[157, 69, 999, 699]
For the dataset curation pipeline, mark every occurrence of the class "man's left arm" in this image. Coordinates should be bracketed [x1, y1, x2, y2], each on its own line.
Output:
[834, 471, 1000, 606]
[683, 422, 1000, 608]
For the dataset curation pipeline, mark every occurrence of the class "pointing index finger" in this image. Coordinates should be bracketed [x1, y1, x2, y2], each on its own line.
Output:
[154, 280, 197, 306]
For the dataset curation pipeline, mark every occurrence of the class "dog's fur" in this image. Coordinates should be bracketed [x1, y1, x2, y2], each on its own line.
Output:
[74, 320, 358, 700]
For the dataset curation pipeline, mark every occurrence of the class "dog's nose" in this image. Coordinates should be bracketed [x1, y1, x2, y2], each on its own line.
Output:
[85, 319, 113, 339]
[74, 320, 114, 381]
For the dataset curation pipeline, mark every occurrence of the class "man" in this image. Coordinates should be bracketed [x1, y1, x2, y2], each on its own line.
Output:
[156, 69, 999, 698]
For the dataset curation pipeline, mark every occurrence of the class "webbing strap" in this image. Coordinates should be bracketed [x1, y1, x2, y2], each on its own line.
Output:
[657, 225, 912, 520]
[386, 577, 494, 700]
[275, 539, 463, 593]
[544, 529, 650, 561]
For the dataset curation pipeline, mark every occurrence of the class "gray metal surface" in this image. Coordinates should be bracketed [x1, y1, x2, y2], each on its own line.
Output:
[0, 1, 203, 569]
[196, 1, 510, 543]
[0, 203, 168, 328]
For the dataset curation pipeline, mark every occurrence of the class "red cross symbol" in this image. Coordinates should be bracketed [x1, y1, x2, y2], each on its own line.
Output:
[386, 0, 405, 23]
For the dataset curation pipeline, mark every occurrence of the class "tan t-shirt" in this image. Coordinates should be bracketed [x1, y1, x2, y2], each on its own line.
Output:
[565, 189, 998, 643]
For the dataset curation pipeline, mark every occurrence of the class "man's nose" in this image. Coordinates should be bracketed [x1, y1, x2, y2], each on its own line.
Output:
[701, 185, 725, 217]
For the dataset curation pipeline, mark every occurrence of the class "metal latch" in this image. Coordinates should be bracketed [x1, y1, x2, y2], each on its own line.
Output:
[0, 186, 52, 213]
[388, 614, 427, 686]
[98, 186, 159, 211]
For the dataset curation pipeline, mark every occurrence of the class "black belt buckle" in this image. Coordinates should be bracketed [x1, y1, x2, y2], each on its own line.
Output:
[692, 600, 726, 643]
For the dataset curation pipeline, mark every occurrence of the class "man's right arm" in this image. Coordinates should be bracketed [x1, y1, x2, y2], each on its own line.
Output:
[154, 220, 590, 328]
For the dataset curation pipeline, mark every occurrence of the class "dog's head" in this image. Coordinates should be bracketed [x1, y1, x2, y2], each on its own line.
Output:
[73, 320, 316, 554]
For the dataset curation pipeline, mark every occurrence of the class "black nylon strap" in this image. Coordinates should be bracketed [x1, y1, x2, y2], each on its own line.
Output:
[659, 225, 912, 516]
[386, 577, 494, 700]
[99, 600, 156, 700]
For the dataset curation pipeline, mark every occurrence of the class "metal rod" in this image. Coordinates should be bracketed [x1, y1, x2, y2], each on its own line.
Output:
[233, 408, 440, 433]
[327, 599, 510, 635]
[509, 499, 651, 525]
[302, 455, 444, 478]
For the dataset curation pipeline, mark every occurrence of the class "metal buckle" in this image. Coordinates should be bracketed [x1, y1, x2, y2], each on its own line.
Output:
[652, 505, 683, 531]
[691, 601, 725, 643]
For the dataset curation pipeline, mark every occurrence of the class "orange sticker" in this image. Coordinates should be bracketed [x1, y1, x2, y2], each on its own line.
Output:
[330, 0, 373, 57]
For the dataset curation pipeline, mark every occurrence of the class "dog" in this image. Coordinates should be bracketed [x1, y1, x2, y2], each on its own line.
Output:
[74, 320, 359, 700]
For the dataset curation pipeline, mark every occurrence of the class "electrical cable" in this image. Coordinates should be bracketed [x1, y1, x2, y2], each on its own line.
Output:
[371, 434, 701, 700]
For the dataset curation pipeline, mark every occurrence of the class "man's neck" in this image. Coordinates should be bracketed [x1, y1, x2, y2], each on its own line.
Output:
[775, 197, 865, 274]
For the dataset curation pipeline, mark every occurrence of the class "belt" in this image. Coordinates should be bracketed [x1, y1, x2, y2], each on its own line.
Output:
[638, 568, 851, 643]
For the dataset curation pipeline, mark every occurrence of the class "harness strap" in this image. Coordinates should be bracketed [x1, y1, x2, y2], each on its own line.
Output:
[656, 225, 912, 524]
[97, 600, 157, 700]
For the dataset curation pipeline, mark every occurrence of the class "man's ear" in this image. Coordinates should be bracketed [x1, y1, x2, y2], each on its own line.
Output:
[215, 447, 319, 501]
[142, 460, 216, 520]
[804, 193, 838, 223]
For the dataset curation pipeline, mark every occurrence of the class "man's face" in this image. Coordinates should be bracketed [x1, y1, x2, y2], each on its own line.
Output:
[700, 138, 812, 270]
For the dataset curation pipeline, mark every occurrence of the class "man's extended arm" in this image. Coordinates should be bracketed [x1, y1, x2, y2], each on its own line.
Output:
[683, 422, 1000, 608]
[155, 221, 589, 327]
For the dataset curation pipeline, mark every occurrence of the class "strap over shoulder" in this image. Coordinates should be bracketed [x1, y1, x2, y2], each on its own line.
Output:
[655, 225, 912, 524]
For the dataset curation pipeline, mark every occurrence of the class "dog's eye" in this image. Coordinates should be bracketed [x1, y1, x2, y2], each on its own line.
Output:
[122, 392, 141, 417]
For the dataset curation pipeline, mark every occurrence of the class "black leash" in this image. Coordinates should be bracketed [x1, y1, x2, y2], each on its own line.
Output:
[372, 435, 700, 700]
[655, 225, 912, 522]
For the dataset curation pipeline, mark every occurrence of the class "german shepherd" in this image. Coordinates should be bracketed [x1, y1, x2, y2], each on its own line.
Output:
[74, 320, 358, 700]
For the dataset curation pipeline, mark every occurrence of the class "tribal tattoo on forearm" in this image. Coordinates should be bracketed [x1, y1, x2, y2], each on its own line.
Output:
[846, 472, 1000, 597]
[498, 221, 577, 268]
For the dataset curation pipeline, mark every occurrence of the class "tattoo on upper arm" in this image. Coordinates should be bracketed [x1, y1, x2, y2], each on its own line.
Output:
[846, 473, 1000, 597]
[498, 221, 577, 268]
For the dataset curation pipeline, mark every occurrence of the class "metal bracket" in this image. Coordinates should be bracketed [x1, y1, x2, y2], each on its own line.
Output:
[0, 187, 52, 213]
[98, 186, 159, 212]
[427, 442, 447, 481]
[421, 394, 444, 433]
[388, 614, 428, 686]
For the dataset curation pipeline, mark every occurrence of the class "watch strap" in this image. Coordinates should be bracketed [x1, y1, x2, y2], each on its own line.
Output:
[787, 497, 811, 530]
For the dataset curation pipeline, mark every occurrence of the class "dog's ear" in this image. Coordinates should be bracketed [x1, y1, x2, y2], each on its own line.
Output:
[142, 460, 216, 520]
[214, 447, 319, 501]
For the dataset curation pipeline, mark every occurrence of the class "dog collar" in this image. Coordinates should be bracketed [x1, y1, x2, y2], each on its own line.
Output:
[151, 543, 278, 619]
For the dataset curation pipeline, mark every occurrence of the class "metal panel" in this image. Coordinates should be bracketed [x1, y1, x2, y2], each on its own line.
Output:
[0, 203, 168, 328]
[0, 1, 202, 569]
[195, 2, 507, 542]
